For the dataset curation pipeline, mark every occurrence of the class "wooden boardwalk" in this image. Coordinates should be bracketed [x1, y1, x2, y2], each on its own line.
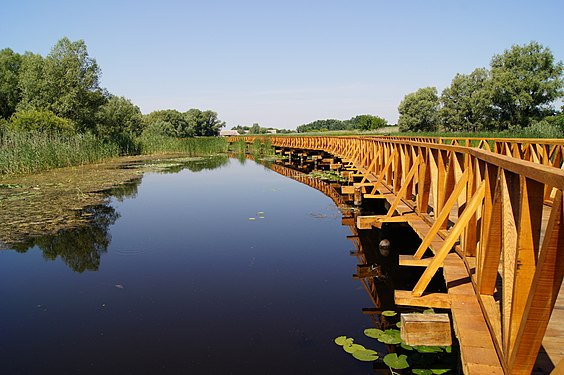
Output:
[233, 136, 564, 375]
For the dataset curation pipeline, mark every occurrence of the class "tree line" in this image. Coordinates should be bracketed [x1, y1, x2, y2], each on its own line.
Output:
[296, 114, 388, 133]
[0, 37, 225, 153]
[397, 42, 564, 134]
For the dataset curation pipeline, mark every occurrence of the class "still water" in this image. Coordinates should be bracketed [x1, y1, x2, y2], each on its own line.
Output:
[0, 157, 378, 374]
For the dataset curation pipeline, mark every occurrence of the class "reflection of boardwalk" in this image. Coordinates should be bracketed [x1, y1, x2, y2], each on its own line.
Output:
[233, 137, 564, 375]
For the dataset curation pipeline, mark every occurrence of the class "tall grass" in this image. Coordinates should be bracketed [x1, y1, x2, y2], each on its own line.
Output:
[0, 129, 121, 176]
[138, 134, 229, 155]
[0, 130, 230, 177]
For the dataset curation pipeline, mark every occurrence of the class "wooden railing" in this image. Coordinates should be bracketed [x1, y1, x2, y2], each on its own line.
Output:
[231, 135, 564, 374]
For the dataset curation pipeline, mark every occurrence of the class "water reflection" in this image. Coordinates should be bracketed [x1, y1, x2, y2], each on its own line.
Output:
[10, 204, 119, 272]
[1, 156, 230, 273]
[0, 154, 378, 374]
[151, 155, 229, 174]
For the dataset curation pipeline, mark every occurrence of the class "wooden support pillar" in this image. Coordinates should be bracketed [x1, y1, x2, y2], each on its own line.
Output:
[354, 186, 363, 206]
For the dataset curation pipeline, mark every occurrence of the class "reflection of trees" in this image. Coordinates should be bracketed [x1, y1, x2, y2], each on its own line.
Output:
[107, 177, 143, 201]
[158, 155, 229, 174]
[11, 204, 119, 273]
[185, 155, 228, 172]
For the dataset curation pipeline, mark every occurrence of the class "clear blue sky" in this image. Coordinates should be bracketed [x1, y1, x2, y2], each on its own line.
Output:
[2, 0, 563, 129]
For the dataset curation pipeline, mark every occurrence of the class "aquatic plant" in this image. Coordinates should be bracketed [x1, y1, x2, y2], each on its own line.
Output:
[334, 310, 457, 374]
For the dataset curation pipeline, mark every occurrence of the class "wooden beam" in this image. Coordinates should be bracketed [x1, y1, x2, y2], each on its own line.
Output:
[509, 191, 564, 374]
[399, 255, 437, 267]
[386, 156, 420, 218]
[356, 213, 419, 229]
[413, 169, 469, 259]
[412, 181, 486, 297]
[395, 290, 452, 309]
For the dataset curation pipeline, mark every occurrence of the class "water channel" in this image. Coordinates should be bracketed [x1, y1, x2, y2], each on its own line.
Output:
[0, 156, 384, 374]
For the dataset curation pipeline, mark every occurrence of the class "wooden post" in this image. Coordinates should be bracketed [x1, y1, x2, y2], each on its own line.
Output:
[400, 313, 452, 346]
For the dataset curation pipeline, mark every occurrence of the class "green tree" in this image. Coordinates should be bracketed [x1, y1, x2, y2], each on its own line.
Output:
[18, 38, 106, 131]
[9, 109, 75, 133]
[490, 42, 564, 129]
[350, 114, 388, 130]
[185, 108, 225, 136]
[0, 48, 23, 119]
[398, 87, 440, 132]
[96, 96, 143, 138]
[143, 109, 192, 137]
[248, 123, 267, 134]
[296, 119, 346, 132]
[17, 52, 47, 112]
[440, 68, 494, 131]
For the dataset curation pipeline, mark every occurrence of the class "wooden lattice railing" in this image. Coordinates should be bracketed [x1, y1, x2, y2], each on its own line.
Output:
[231, 135, 564, 374]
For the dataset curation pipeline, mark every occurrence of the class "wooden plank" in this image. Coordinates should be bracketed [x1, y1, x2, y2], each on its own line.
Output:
[509, 192, 564, 374]
[451, 298, 504, 374]
[363, 194, 388, 199]
[395, 290, 451, 309]
[401, 313, 452, 346]
[399, 255, 436, 267]
[509, 177, 545, 356]
[356, 214, 419, 229]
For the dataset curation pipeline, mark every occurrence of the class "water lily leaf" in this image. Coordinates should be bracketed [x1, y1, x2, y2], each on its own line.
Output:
[412, 370, 433, 375]
[384, 353, 409, 370]
[248, 217, 256, 221]
[334, 336, 347, 346]
[431, 369, 452, 374]
[382, 310, 397, 317]
[401, 343, 414, 351]
[378, 329, 402, 344]
[444, 346, 452, 353]
[413, 345, 443, 353]
[364, 328, 384, 339]
[352, 349, 379, 361]
[423, 308, 435, 314]
[396, 321, 402, 328]
[344, 343, 365, 354]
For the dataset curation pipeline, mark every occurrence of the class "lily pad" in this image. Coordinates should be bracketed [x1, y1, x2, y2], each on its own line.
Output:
[413, 346, 443, 353]
[383, 353, 410, 370]
[401, 343, 414, 351]
[352, 349, 379, 362]
[378, 329, 402, 345]
[431, 369, 451, 374]
[344, 343, 365, 354]
[412, 370, 433, 375]
[248, 217, 256, 221]
[364, 328, 384, 339]
[334, 336, 347, 346]
[382, 310, 397, 317]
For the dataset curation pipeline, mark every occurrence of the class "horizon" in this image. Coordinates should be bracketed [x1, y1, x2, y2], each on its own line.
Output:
[2, 1, 563, 130]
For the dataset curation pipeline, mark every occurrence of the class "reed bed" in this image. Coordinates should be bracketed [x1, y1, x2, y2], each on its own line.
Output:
[138, 134, 229, 155]
[0, 130, 230, 177]
[0, 130, 121, 176]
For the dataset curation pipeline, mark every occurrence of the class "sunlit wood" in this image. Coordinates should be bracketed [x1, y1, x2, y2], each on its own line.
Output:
[232, 135, 564, 375]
